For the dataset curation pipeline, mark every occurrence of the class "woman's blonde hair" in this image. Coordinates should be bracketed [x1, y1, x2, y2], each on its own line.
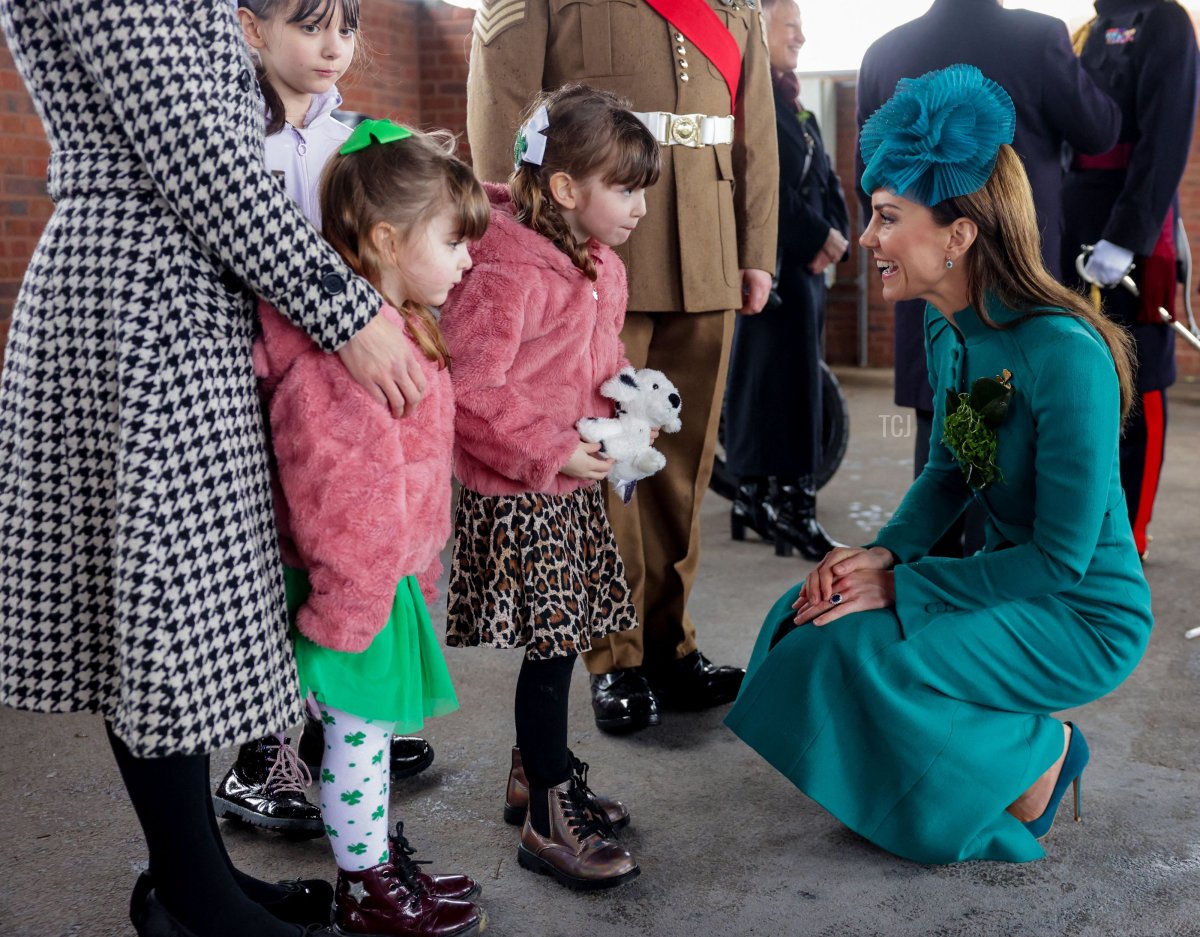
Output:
[510, 84, 660, 281]
[320, 127, 490, 367]
[931, 144, 1136, 421]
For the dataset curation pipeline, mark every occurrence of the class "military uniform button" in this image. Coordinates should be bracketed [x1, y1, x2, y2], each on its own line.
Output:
[680, 72, 689, 82]
[674, 31, 685, 42]
[679, 58, 688, 68]
[676, 45, 686, 55]
[320, 269, 347, 296]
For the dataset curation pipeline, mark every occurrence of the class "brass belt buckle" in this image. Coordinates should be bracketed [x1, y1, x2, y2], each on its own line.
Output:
[669, 114, 702, 147]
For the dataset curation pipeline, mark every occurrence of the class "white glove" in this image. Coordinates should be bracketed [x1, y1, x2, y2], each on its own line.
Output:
[1083, 239, 1134, 287]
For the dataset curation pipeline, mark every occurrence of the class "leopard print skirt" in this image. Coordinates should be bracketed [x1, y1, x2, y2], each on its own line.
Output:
[446, 484, 638, 659]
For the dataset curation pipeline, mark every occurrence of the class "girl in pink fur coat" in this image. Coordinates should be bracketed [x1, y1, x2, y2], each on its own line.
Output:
[254, 120, 491, 936]
[439, 85, 661, 892]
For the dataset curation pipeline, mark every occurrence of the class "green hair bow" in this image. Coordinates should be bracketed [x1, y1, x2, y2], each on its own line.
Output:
[339, 119, 413, 156]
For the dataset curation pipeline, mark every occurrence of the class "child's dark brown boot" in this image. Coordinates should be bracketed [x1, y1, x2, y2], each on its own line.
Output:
[504, 746, 630, 831]
[516, 778, 639, 891]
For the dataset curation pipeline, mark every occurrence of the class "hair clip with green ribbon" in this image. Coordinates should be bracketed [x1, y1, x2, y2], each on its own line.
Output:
[512, 105, 551, 170]
[339, 119, 414, 156]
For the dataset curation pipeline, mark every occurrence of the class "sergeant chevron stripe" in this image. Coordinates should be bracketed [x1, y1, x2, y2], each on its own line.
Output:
[474, 0, 526, 45]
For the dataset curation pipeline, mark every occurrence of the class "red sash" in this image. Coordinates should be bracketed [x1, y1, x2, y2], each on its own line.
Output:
[642, 0, 743, 106]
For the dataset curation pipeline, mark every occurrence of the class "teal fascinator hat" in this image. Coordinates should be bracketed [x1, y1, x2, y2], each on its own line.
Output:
[860, 64, 1016, 206]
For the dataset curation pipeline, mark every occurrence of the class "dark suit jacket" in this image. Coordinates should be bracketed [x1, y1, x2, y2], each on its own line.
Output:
[855, 0, 1121, 409]
[1063, 0, 1199, 392]
[776, 85, 850, 268]
[723, 81, 850, 478]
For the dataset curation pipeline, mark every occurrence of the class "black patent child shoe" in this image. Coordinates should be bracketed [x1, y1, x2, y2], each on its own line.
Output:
[132, 872, 333, 929]
[590, 669, 661, 733]
[297, 714, 435, 779]
[646, 650, 745, 711]
[213, 737, 324, 839]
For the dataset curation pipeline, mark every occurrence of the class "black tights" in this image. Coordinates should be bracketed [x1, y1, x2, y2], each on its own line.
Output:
[514, 654, 576, 834]
[106, 723, 300, 937]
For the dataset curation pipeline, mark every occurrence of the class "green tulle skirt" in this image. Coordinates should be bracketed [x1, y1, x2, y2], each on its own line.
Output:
[287, 568, 459, 730]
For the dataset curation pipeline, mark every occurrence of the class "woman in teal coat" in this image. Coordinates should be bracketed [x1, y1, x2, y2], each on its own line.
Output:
[725, 65, 1152, 864]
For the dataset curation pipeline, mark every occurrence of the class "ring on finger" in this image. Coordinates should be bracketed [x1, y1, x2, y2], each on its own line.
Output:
[829, 593, 844, 605]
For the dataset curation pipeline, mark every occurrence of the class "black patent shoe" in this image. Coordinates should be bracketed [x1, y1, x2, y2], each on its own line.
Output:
[646, 651, 744, 711]
[257, 879, 334, 927]
[133, 889, 200, 937]
[297, 714, 435, 779]
[134, 885, 336, 936]
[132, 872, 333, 929]
[213, 737, 324, 839]
[590, 669, 661, 733]
[730, 477, 774, 543]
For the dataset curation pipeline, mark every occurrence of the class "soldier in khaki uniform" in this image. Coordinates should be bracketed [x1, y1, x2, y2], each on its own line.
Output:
[468, 0, 779, 732]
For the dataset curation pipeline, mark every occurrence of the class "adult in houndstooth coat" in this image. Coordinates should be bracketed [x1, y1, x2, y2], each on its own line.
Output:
[0, 2, 423, 932]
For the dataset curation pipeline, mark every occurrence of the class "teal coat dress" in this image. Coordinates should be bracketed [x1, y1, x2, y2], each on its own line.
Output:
[725, 302, 1153, 863]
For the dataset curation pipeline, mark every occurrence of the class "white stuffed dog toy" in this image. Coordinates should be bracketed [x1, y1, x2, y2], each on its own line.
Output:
[577, 367, 683, 502]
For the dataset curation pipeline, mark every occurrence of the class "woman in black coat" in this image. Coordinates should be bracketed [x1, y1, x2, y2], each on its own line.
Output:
[723, 0, 849, 560]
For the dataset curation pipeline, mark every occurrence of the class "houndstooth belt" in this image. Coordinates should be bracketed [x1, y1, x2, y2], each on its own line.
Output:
[48, 148, 156, 200]
[631, 111, 735, 148]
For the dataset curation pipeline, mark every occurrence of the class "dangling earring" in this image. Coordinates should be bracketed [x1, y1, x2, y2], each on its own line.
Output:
[945, 258, 954, 269]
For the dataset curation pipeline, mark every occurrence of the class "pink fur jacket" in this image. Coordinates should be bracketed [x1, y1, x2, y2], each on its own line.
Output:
[440, 183, 629, 496]
[253, 300, 454, 653]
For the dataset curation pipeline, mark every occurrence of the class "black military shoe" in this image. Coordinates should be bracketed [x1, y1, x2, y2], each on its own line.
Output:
[590, 669, 661, 733]
[646, 651, 745, 711]
[297, 714, 435, 779]
[213, 737, 324, 838]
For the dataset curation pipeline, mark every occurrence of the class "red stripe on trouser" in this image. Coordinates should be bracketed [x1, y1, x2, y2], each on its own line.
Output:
[1132, 390, 1165, 556]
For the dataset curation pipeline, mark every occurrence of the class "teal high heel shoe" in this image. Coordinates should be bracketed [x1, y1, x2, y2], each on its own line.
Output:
[1023, 721, 1090, 838]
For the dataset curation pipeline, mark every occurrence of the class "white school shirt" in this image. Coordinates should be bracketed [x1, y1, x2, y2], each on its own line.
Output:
[263, 87, 351, 227]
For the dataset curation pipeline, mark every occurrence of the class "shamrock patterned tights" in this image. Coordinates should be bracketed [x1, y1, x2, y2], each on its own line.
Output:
[317, 704, 394, 871]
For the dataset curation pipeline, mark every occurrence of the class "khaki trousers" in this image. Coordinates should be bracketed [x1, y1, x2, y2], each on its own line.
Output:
[583, 309, 735, 674]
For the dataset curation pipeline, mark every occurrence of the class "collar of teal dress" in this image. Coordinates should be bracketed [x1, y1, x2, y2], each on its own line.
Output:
[948, 300, 1043, 344]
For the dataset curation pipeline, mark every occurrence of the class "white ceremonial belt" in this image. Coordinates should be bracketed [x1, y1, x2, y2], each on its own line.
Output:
[631, 111, 735, 148]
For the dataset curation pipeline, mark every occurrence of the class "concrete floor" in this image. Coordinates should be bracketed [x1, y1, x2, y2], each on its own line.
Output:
[2, 368, 1198, 937]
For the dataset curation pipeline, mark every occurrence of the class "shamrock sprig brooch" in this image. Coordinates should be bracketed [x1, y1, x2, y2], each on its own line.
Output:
[942, 368, 1015, 490]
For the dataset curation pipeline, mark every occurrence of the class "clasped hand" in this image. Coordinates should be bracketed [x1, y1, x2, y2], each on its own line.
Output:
[808, 227, 849, 276]
[560, 426, 661, 481]
[561, 439, 615, 480]
[791, 545, 897, 626]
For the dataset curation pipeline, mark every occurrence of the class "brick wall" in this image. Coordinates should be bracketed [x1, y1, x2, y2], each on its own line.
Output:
[2, 1, 1198, 380]
[415, 2, 473, 149]
[340, 0, 421, 121]
[0, 38, 51, 365]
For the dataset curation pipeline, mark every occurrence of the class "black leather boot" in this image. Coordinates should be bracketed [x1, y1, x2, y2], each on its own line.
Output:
[297, 714, 434, 780]
[212, 737, 324, 838]
[589, 669, 660, 733]
[773, 478, 844, 561]
[730, 476, 774, 543]
[645, 651, 744, 711]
